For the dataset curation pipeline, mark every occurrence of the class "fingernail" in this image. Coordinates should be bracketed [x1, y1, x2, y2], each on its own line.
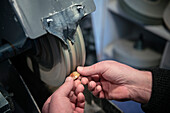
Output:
[77, 66, 83, 71]
[66, 77, 73, 82]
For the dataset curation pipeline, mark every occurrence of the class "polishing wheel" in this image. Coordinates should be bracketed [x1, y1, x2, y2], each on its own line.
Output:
[119, 0, 169, 25]
[27, 25, 86, 87]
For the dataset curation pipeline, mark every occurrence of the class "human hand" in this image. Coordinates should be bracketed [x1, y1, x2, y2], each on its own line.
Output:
[42, 77, 85, 113]
[77, 60, 152, 104]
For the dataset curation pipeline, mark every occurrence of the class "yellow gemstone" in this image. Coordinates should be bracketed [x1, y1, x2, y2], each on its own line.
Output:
[69, 71, 80, 80]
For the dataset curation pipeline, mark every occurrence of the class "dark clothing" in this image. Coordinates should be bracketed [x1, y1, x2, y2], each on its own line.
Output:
[141, 68, 170, 113]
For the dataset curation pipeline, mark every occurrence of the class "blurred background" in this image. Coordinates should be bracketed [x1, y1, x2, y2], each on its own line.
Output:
[85, 0, 170, 112]
[0, 0, 170, 113]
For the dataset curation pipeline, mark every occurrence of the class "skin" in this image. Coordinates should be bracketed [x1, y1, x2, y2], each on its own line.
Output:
[42, 77, 85, 113]
[77, 60, 152, 104]
[42, 60, 152, 113]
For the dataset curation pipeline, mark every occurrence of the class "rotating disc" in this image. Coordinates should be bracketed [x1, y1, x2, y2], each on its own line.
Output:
[119, 0, 169, 24]
[27, 25, 86, 87]
[39, 37, 68, 86]
[77, 26, 86, 66]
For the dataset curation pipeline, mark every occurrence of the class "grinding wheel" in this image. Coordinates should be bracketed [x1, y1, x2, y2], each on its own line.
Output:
[119, 0, 169, 25]
[27, 25, 86, 87]
[163, 2, 170, 31]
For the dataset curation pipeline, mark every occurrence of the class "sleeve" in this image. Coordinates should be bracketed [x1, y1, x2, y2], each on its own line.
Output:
[141, 68, 170, 113]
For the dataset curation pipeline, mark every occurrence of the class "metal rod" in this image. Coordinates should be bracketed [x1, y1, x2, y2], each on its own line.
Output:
[0, 40, 32, 62]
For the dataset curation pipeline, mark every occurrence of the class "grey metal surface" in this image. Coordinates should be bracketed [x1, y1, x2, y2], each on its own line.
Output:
[163, 2, 170, 31]
[0, 40, 32, 62]
[0, 92, 10, 113]
[0, 0, 30, 62]
[10, 0, 96, 39]
[42, 5, 85, 45]
[0, 0, 26, 45]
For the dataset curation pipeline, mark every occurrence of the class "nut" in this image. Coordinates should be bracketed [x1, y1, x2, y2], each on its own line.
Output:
[69, 71, 80, 80]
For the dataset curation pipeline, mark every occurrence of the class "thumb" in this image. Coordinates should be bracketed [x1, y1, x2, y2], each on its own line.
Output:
[77, 62, 106, 76]
[56, 77, 74, 96]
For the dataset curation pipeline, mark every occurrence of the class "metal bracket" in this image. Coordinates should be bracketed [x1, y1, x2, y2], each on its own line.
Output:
[42, 5, 86, 46]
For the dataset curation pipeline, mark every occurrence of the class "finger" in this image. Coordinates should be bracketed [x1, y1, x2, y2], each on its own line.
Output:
[81, 77, 89, 85]
[91, 75, 100, 82]
[101, 80, 109, 92]
[81, 75, 100, 85]
[77, 62, 107, 76]
[92, 85, 102, 96]
[77, 102, 85, 109]
[73, 80, 81, 90]
[71, 103, 76, 109]
[73, 111, 78, 113]
[44, 96, 51, 105]
[69, 91, 77, 103]
[77, 93, 85, 105]
[75, 84, 84, 95]
[42, 96, 51, 113]
[88, 81, 96, 91]
[42, 103, 50, 113]
[78, 76, 82, 80]
[88, 76, 92, 81]
[76, 93, 85, 112]
[96, 82, 102, 86]
[99, 91, 105, 99]
[55, 77, 74, 96]
[75, 107, 84, 113]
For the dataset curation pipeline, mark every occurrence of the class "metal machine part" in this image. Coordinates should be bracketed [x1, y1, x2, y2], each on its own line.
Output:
[0, 0, 94, 86]
[0, 0, 95, 62]
[119, 0, 169, 25]
[0, 60, 41, 113]
[10, 0, 96, 44]
[42, 5, 86, 46]
[0, 92, 11, 113]
[160, 41, 170, 69]
[0, 0, 96, 112]
[0, 40, 32, 62]
[27, 26, 86, 87]
[163, 2, 170, 31]
[104, 39, 161, 68]
[0, 0, 28, 62]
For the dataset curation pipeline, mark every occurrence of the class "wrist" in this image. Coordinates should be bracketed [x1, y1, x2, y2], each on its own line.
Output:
[129, 70, 152, 104]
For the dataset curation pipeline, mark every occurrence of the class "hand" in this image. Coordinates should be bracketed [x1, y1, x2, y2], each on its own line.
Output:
[77, 60, 152, 104]
[42, 77, 85, 113]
